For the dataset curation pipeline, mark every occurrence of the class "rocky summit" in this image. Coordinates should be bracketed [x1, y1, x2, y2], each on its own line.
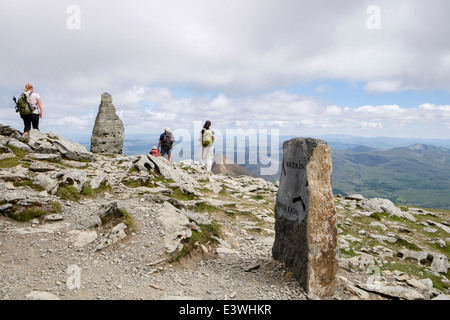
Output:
[0, 125, 449, 300]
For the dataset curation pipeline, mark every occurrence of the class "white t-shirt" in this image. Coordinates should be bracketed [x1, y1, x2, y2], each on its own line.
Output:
[26, 92, 41, 114]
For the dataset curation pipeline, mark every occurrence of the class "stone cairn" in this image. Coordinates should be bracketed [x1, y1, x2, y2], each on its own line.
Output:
[90, 93, 124, 155]
[272, 138, 338, 297]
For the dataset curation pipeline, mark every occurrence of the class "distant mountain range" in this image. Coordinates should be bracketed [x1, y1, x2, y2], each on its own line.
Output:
[77, 135, 450, 210]
[330, 144, 450, 210]
[241, 142, 450, 210]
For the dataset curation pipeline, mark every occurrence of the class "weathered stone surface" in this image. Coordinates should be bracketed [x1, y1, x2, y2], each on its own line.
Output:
[49, 132, 94, 162]
[272, 138, 338, 298]
[148, 155, 200, 188]
[28, 153, 62, 162]
[430, 253, 449, 274]
[29, 161, 57, 172]
[90, 173, 108, 189]
[357, 284, 425, 300]
[133, 155, 155, 172]
[94, 223, 127, 252]
[90, 93, 124, 155]
[55, 169, 87, 193]
[69, 230, 98, 247]
[6, 139, 33, 153]
[26, 291, 61, 300]
[0, 124, 21, 137]
[34, 173, 58, 194]
[359, 198, 416, 222]
[79, 215, 102, 229]
[345, 194, 365, 201]
[157, 202, 192, 254]
[0, 145, 15, 160]
[27, 130, 59, 154]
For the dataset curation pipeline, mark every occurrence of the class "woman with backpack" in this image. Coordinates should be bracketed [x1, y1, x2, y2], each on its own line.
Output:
[22, 83, 44, 137]
[198, 120, 215, 172]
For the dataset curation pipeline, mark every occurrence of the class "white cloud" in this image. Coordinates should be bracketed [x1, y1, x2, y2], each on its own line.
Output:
[364, 80, 404, 93]
[1, 1, 450, 141]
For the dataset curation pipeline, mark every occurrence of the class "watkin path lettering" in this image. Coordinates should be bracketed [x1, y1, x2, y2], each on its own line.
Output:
[285, 161, 306, 170]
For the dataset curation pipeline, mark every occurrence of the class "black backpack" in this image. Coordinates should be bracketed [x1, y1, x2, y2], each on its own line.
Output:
[161, 131, 174, 150]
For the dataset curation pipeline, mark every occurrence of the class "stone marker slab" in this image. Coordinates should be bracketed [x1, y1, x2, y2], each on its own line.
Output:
[272, 138, 338, 297]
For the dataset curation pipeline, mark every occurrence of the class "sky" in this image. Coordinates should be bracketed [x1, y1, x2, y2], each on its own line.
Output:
[1, 0, 450, 142]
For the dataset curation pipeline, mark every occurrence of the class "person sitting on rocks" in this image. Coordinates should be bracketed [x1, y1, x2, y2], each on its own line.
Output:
[150, 146, 159, 157]
[158, 127, 175, 162]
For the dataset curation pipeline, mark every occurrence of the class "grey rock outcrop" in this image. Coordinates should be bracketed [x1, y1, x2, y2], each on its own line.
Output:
[26, 130, 94, 162]
[157, 202, 192, 254]
[359, 198, 416, 222]
[90, 93, 124, 155]
[357, 284, 425, 300]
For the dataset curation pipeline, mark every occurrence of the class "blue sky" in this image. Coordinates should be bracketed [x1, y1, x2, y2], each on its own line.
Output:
[1, 0, 449, 142]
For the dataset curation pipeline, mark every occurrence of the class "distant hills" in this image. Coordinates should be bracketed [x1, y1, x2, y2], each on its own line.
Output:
[77, 135, 450, 210]
[330, 144, 450, 210]
[243, 143, 450, 210]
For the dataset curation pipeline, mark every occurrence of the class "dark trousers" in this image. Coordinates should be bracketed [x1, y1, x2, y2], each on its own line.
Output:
[21, 114, 40, 134]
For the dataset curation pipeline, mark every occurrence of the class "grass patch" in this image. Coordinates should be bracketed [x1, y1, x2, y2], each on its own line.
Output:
[100, 207, 136, 233]
[251, 194, 264, 201]
[219, 185, 228, 196]
[119, 208, 136, 233]
[6, 144, 28, 158]
[339, 247, 358, 258]
[172, 221, 222, 262]
[393, 238, 421, 251]
[384, 261, 450, 292]
[151, 172, 175, 184]
[190, 202, 225, 215]
[6, 201, 62, 223]
[170, 188, 197, 201]
[56, 184, 80, 201]
[8, 208, 46, 222]
[4, 178, 44, 192]
[80, 185, 94, 196]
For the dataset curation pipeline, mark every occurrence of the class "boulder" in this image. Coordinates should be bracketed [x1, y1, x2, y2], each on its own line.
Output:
[0, 145, 15, 160]
[79, 215, 102, 229]
[34, 173, 58, 194]
[49, 132, 94, 162]
[148, 155, 200, 189]
[27, 130, 59, 154]
[357, 284, 424, 300]
[359, 198, 416, 222]
[6, 138, 33, 153]
[157, 202, 192, 253]
[55, 169, 87, 193]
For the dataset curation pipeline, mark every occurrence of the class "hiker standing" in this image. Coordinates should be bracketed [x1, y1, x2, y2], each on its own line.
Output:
[198, 120, 215, 172]
[158, 127, 175, 162]
[18, 83, 43, 137]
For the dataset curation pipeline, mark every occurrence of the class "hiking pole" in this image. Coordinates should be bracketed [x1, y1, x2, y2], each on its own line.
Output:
[12, 97, 18, 113]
